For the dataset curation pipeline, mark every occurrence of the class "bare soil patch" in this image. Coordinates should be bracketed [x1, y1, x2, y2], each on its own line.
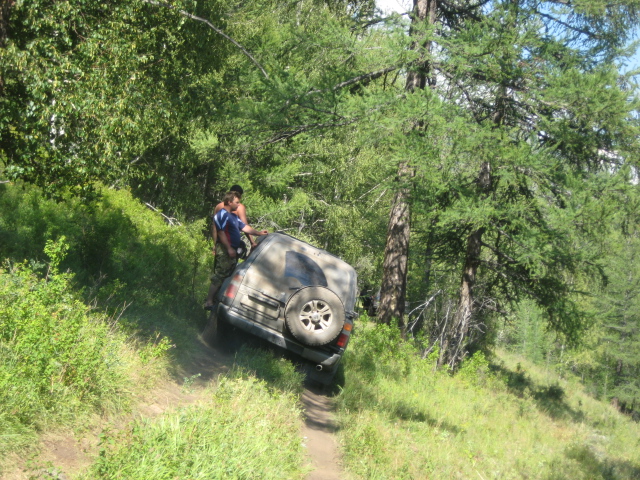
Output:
[301, 385, 344, 480]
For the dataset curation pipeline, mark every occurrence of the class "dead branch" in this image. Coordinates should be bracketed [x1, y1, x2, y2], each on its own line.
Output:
[145, 202, 181, 226]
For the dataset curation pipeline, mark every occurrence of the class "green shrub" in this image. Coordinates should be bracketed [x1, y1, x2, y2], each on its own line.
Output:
[231, 345, 305, 395]
[0, 250, 133, 453]
[0, 183, 213, 317]
[457, 350, 493, 385]
[345, 322, 419, 380]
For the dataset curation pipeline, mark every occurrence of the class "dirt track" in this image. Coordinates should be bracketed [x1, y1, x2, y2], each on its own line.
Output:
[4, 334, 344, 480]
[301, 385, 344, 480]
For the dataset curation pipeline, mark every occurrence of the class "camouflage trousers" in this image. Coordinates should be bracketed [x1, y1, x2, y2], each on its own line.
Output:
[210, 243, 238, 287]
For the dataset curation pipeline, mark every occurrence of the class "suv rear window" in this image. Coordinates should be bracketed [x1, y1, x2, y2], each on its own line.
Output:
[284, 251, 328, 287]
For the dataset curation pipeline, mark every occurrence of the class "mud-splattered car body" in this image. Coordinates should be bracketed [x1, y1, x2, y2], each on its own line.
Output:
[204, 232, 358, 382]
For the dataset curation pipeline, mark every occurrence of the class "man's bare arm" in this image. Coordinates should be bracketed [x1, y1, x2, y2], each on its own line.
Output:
[242, 225, 268, 237]
[217, 228, 236, 258]
[236, 204, 256, 247]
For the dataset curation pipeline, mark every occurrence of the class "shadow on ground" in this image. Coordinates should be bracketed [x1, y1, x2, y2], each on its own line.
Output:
[490, 363, 586, 423]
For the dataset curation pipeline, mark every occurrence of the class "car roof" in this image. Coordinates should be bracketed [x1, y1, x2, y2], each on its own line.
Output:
[246, 232, 358, 311]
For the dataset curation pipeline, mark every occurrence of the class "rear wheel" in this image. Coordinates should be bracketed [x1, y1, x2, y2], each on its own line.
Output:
[285, 287, 345, 346]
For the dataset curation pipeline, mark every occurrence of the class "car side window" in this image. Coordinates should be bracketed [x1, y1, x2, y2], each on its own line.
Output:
[284, 251, 328, 287]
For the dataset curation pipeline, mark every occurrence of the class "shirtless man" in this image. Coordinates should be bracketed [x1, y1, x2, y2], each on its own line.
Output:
[205, 191, 268, 309]
[211, 185, 257, 253]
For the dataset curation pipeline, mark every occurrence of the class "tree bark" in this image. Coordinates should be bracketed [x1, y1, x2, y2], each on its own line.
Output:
[0, 0, 13, 94]
[378, 0, 433, 330]
[379, 163, 411, 328]
[0, 0, 11, 48]
[437, 84, 502, 368]
[439, 225, 485, 368]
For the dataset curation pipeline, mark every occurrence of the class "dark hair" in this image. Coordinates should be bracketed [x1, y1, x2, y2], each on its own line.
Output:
[223, 191, 240, 205]
[229, 184, 244, 195]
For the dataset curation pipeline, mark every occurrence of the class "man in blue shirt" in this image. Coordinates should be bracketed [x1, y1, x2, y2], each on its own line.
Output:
[212, 185, 257, 253]
[204, 191, 268, 310]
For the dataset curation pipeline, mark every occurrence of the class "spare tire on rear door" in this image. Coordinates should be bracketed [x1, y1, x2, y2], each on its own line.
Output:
[285, 286, 345, 346]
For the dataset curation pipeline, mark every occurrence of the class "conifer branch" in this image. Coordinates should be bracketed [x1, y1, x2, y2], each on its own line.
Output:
[535, 10, 600, 40]
[142, 0, 269, 79]
[330, 66, 399, 92]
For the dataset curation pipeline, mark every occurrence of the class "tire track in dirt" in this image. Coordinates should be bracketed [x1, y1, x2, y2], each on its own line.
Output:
[301, 385, 344, 480]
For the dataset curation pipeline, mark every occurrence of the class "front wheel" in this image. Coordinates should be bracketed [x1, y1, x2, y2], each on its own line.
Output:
[285, 287, 345, 346]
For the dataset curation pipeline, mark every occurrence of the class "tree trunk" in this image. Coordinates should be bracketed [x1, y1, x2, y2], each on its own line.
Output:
[378, 163, 411, 329]
[439, 226, 485, 368]
[0, 0, 13, 94]
[378, 0, 433, 330]
[438, 161, 492, 368]
[0, 0, 11, 48]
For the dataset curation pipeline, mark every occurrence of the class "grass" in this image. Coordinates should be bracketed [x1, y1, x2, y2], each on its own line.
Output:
[0, 257, 148, 455]
[79, 346, 308, 480]
[335, 319, 640, 480]
[2, 184, 639, 479]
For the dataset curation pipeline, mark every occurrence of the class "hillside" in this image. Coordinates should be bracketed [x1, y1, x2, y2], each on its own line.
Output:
[2, 316, 639, 480]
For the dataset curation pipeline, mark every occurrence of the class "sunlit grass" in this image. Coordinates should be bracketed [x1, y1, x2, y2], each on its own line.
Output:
[79, 347, 308, 480]
[336, 321, 640, 480]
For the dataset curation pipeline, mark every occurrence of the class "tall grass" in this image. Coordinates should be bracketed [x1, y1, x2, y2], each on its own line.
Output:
[336, 318, 640, 480]
[80, 347, 308, 480]
[0, 183, 212, 317]
[0, 183, 212, 462]
[0, 247, 149, 455]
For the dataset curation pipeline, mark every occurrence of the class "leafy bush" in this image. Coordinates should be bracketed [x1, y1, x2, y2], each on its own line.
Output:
[0, 245, 135, 453]
[0, 183, 213, 316]
[231, 345, 305, 395]
[457, 351, 493, 385]
[345, 321, 419, 380]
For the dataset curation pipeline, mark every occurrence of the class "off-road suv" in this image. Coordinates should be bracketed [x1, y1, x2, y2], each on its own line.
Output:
[202, 232, 358, 383]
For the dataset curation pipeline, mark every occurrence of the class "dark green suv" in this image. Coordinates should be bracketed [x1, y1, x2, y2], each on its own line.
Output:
[202, 232, 358, 383]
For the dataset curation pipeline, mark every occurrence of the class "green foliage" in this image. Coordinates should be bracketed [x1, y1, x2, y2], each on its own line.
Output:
[0, 0, 229, 198]
[0, 1, 639, 476]
[336, 331, 640, 480]
[498, 181, 640, 419]
[345, 321, 420, 380]
[230, 345, 305, 395]
[457, 351, 493, 385]
[0, 256, 133, 453]
[500, 300, 557, 364]
[0, 183, 213, 317]
[0, 183, 214, 459]
[82, 375, 306, 480]
[138, 333, 176, 365]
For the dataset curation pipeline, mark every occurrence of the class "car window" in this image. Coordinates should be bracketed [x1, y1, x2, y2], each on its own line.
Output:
[284, 251, 328, 287]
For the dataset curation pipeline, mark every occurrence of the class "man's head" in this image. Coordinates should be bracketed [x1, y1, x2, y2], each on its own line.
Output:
[223, 191, 241, 211]
[229, 184, 244, 197]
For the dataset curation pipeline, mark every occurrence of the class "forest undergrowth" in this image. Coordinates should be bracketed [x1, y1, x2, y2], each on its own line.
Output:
[337, 320, 640, 480]
[1, 184, 639, 479]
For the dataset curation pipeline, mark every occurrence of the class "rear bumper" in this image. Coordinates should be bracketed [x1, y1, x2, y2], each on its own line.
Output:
[217, 305, 343, 371]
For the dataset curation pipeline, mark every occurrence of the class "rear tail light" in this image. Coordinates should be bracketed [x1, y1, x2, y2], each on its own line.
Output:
[336, 333, 349, 348]
[336, 321, 353, 348]
[224, 274, 243, 300]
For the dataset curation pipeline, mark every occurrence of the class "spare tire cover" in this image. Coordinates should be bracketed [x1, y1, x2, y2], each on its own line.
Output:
[285, 287, 345, 346]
